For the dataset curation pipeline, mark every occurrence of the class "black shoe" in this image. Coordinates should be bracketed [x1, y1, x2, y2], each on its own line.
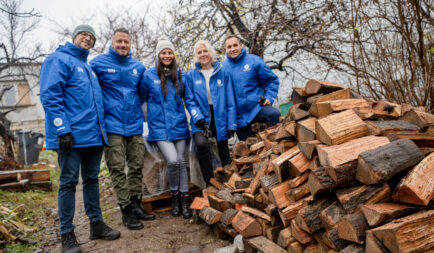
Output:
[131, 195, 155, 221]
[171, 191, 181, 217]
[181, 192, 192, 219]
[61, 231, 81, 253]
[89, 220, 121, 240]
[121, 203, 143, 230]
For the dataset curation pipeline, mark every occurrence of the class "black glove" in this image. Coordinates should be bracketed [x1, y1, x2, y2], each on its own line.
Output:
[58, 133, 75, 153]
[227, 130, 235, 138]
[259, 96, 266, 106]
[202, 123, 212, 138]
[195, 118, 207, 129]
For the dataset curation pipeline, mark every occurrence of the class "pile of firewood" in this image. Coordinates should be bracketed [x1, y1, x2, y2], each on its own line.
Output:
[190, 80, 434, 253]
[0, 163, 53, 192]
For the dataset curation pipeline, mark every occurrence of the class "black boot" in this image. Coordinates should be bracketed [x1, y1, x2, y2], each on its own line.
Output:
[131, 195, 155, 221]
[61, 231, 81, 253]
[181, 192, 192, 219]
[171, 191, 181, 217]
[121, 203, 143, 230]
[89, 220, 121, 240]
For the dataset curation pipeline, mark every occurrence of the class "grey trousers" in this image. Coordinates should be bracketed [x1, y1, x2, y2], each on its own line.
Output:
[156, 139, 189, 193]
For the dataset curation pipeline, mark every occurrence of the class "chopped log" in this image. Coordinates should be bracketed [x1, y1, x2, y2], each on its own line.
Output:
[286, 181, 310, 202]
[291, 87, 308, 104]
[277, 227, 296, 248]
[361, 203, 420, 227]
[216, 189, 235, 205]
[264, 138, 278, 151]
[339, 244, 364, 253]
[0, 179, 30, 192]
[266, 126, 279, 141]
[294, 197, 335, 233]
[371, 210, 434, 253]
[319, 201, 347, 231]
[278, 196, 312, 227]
[231, 211, 262, 238]
[308, 155, 320, 171]
[290, 219, 313, 244]
[356, 138, 424, 185]
[275, 125, 292, 141]
[305, 80, 346, 96]
[209, 178, 222, 190]
[289, 106, 310, 121]
[317, 135, 390, 167]
[259, 188, 270, 206]
[233, 155, 261, 165]
[298, 140, 321, 160]
[287, 241, 306, 253]
[335, 183, 391, 214]
[273, 140, 297, 155]
[401, 109, 434, 129]
[248, 159, 268, 194]
[190, 197, 209, 210]
[227, 172, 242, 190]
[259, 148, 273, 159]
[303, 244, 322, 253]
[247, 235, 287, 253]
[220, 208, 238, 226]
[296, 117, 317, 142]
[246, 137, 259, 145]
[260, 173, 280, 193]
[271, 146, 300, 182]
[214, 167, 232, 183]
[322, 228, 349, 251]
[393, 152, 434, 206]
[268, 180, 291, 209]
[250, 141, 265, 152]
[235, 178, 252, 189]
[265, 225, 283, 243]
[365, 230, 389, 253]
[233, 142, 250, 157]
[307, 167, 336, 198]
[373, 100, 401, 118]
[241, 206, 271, 222]
[366, 120, 420, 136]
[324, 160, 358, 187]
[0, 169, 50, 184]
[199, 206, 222, 225]
[316, 109, 368, 145]
[216, 223, 237, 238]
[336, 212, 368, 244]
[208, 195, 232, 212]
[289, 171, 311, 188]
[202, 186, 218, 200]
[309, 88, 351, 117]
[316, 98, 370, 118]
[386, 132, 434, 148]
[285, 122, 297, 137]
[288, 152, 311, 177]
[306, 93, 324, 104]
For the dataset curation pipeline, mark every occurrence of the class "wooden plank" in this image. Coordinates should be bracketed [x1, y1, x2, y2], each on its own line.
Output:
[268, 180, 291, 209]
[316, 98, 370, 118]
[336, 212, 368, 244]
[317, 135, 390, 167]
[393, 152, 434, 206]
[0, 179, 30, 192]
[247, 235, 287, 253]
[319, 201, 347, 231]
[316, 109, 368, 145]
[231, 211, 262, 238]
[361, 203, 421, 227]
[401, 109, 434, 129]
[271, 146, 300, 182]
[309, 88, 351, 117]
[199, 206, 222, 225]
[371, 210, 434, 253]
[356, 138, 424, 185]
[366, 120, 420, 136]
[296, 117, 317, 142]
[298, 140, 321, 160]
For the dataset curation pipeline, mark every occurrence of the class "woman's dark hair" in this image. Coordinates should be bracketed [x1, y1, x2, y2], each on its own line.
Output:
[157, 56, 183, 99]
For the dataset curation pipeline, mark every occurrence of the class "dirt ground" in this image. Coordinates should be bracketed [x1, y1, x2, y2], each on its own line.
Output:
[43, 178, 231, 253]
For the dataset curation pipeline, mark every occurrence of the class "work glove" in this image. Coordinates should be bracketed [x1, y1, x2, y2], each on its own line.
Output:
[195, 119, 212, 138]
[58, 133, 75, 153]
[227, 130, 236, 138]
[259, 96, 266, 106]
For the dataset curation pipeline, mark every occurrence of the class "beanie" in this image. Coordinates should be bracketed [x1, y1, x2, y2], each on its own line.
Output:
[156, 36, 175, 56]
[72, 24, 96, 43]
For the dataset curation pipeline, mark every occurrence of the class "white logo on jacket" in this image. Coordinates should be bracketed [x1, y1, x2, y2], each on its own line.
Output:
[108, 68, 116, 73]
[77, 67, 84, 72]
[154, 80, 160, 84]
[195, 80, 202, 85]
[191, 110, 197, 116]
[54, 118, 63, 127]
[217, 79, 222, 86]
[132, 69, 138, 76]
[243, 64, 250, 71]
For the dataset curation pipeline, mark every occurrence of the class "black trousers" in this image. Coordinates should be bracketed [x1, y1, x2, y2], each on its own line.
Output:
[193, 105, 232, 184]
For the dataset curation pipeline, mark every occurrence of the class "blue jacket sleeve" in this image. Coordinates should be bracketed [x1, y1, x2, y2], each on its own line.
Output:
[138, 71, 149, 104]
[40, 56, 72, 136]
[257, 58, 279, 104]
[225, 71, 237, 131]
[183, 73, 204, 124]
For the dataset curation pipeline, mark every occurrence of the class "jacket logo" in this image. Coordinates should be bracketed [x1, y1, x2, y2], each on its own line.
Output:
[217, 79, 222, 86]
[54, 118, 63, 127]
[154, 80, 160, 84]
[77, 67, 84, 72]
[108, 68, 116, 73]
[132, 68, 138, 76]
[195, 80, 202, 85]
[191, 110, 197, 116]
[243, 64, 250, 71]
[92, 71, 96, 78]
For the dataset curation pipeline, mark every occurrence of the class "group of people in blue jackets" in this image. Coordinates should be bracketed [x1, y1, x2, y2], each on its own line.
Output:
[40, 24, 280, 253]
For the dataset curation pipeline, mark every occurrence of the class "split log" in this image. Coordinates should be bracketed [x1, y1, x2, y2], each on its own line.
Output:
[265, 225, 283, 243]
[356, 138, 424, 185]
[235, 178, 252, 189]
[246, 137, 259, 145]
[291, 87, 307, 104]
[199, 206, 222, 225]
[336, 212, 368, 244]
[259, 188, 270, 206]
[264, 139, 277, 151]
[260, 173, 279, 193]
[335, 183, 391, 214]
[233, 155, 261, 165]
[233, 142, 250, 157]
[246, 235, 287, 253]
[216, 189, 235, 205]
[209, 178, 222, 190]
[373, 100, 401, 118]
[268, 180, 291, 209]
[275, 125, 292, 141]
[365, 230, 389, 253]
[298, 140, 321, 160]
[289, 171, 310, 188]
[277, 227, 296, 248]
[401, 109, 434, 129]
[294, 197, 335, 233]
[220, 208, 238, 226]
[366, 120, 420, 136]
[289, 105, 310, 121]
[386, 132, 434, 148]
[278, 196, 313, 227]
[284, 122, 297, 137]
[303, 244, 322, 253]
[227, 172, 242, 190]
[319, 201, 347, 231]
[287, 241, 306, 253]
[393, 152, 434, 206]
[371, 210, 434, 253]
[316, 98, 370, 118]
[241, 206, 271, 222]
[0, 169, 50, 184]
[272, 140, 297, 155]
[339, 244, 364, 253]
[353, 107, 399, 120]
[208, 195, 232, 212]
[231, 211, 262, 238]
[305, 80, 346, 96]
[296, 117, 317, 142]
[361, 203, 420, 227]
[317, 135, 390, 167]
[307, 167, 336, 198]
[322, 228, 349, 251]
[202, 186, 218, 200]
[324, 160, 358, 187]
[271, 146, 300, 182]
[190, 197, 209, 210]
[316, 109, 368, 145]
[250, 141, 265, 152]
[288, 152, 311, 177]
[286, 182, 310, 202]
[216, 223, 237, 238]
[247, 159, 268, 194]
[309, 88, 351, 117]
[290, 219, 313, 244]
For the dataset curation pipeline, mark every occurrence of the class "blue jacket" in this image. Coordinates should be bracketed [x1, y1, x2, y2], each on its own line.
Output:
[40, 42, 108, 150]
[185, 61, 237, 141]
[222, 48, 279, 127]
[90, 46, 146, 136]
[140, 66, 201, 141]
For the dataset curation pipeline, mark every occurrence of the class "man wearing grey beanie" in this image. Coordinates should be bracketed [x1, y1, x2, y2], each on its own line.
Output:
[40, 24, 120, 253]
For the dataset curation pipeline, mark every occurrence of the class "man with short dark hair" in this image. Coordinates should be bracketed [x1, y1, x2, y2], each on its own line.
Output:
[222, 35, 280, 141]
[40, 24, 120, 253]
[90, 28, 155, 231]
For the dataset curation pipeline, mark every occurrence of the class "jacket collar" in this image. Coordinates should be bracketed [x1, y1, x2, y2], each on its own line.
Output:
[109, 45, 131, 63]
[226, 48, 246, 63]
[194, 61, 222, 75]
[57, 42, 89, 62]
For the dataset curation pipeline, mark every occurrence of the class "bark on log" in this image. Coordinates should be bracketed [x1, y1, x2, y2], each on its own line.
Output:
[319, 201, 347, 231]
[361, 203, 420, 227]
[294, 197, 335, 234]
[231, 211, 262, 238]
[366, 120, 420, 136]
[307, 167, 337, 198]
[220, 208, 238, 226]
[268, 180, 291, 209]
[324, 161, 358, 187]
[278, 196, 312, 227]
[401, 110, 434, 129]
[290, 219, 313, 244]
[199, 206, 222, 225]
[322, 228, 349, 251]
[336, 212, 368, 244]
[260, 173, 279, 193]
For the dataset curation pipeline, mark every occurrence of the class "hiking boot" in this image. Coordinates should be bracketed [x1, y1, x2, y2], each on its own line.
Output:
[131, 195, 155, 221]
[89, 220, 120, 240]
[181, 192, 192, 219]
[121, 203, 143, 230]
[171, 191, 181, 217]
[61, 231, 81, 253]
